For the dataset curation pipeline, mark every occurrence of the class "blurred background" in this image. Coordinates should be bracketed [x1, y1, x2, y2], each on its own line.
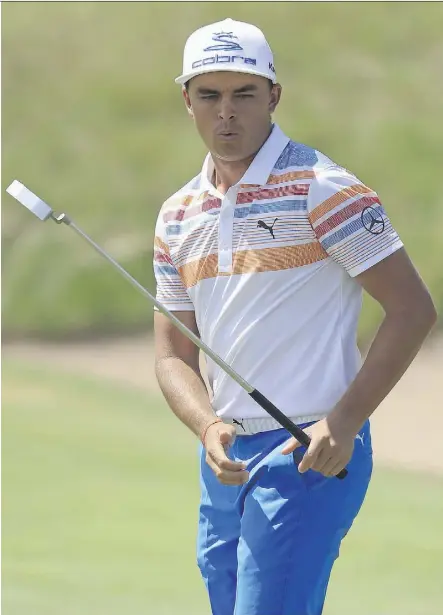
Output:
[2, 2, 442, 614]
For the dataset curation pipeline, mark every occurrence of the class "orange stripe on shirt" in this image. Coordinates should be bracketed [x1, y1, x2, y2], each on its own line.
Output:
[233, 242, 327, 274]
[178, 242, 327, 288]
[309, 184, 374, 224]
[178, 253, 219, 288]
[267, 170, 315, 184]
[154, 236, 170, 253]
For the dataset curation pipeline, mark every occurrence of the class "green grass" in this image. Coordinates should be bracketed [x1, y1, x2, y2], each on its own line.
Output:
[2, 2, 442, 340]
[2, 359, 205, 615]
[2, 360, 443, 615]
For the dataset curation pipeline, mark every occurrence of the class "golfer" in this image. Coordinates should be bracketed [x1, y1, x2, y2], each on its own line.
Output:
[153, 18, 436, 615]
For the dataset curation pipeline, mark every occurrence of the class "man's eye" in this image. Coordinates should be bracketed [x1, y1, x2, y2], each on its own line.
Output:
[237, 94, 254, 99]
[201, 94, 217, 100]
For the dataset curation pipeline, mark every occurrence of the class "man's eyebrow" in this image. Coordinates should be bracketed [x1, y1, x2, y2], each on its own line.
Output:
[196, 87, 220, 95]
[233, 85, 258, 93]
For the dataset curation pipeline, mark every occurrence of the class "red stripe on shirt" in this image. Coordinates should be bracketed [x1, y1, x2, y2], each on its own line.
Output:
[237, 184, 309, 204]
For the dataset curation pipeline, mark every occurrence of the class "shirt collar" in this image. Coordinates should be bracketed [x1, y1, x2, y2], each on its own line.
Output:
[199, 123, 290, 194]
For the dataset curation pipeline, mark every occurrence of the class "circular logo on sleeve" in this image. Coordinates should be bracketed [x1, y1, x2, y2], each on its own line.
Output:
[361, 206, 385, 235]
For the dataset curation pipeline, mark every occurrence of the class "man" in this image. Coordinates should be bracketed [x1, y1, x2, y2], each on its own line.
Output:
[153, 18, 436, 615]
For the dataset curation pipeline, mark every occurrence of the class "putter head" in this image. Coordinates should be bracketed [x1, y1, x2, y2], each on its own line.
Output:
[6, 180, 53, 221]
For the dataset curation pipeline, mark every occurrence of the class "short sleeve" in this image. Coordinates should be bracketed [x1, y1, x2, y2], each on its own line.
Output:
[153, 211, 194, 312]
[307, 168, 404, 277]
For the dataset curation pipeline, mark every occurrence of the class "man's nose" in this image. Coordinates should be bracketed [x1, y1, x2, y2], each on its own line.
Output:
[218, 98, 236, 120]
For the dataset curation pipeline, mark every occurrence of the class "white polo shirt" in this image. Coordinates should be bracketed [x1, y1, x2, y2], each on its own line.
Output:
[153, 124, 403, 421]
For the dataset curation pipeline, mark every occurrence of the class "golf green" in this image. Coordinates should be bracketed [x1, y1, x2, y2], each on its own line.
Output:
[3, 359, 443, 615]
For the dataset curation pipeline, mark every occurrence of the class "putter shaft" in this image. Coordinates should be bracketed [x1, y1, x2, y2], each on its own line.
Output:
[5, 180, 347, 479]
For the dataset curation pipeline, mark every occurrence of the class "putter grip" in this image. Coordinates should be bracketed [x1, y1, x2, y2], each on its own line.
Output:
[248, 389, 348, 480]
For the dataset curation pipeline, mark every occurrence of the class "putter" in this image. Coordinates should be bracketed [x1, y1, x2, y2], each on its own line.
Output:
[5, 180, 348, 480]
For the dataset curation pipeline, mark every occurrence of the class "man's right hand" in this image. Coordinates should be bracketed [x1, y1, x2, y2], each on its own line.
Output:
[204, 422, 249, 486]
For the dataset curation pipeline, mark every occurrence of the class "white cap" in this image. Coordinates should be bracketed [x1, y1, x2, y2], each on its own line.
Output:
[175, 18, 276, 86]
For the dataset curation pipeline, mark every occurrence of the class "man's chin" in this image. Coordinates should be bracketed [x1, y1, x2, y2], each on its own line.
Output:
[212, 146, 250, 163]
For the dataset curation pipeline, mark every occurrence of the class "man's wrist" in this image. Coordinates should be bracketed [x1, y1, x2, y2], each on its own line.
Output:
[328, 403, 366, 437]
[200, 417, 222, 446]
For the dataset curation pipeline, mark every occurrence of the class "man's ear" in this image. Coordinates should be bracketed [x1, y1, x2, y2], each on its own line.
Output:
[182, 87, 194, 118]
[269, 83, 282, 114]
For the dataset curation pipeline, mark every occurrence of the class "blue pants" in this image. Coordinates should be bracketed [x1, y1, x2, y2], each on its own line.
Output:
[197, 420, 372, 615]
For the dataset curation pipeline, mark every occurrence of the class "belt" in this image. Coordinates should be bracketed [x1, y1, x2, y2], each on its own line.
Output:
[224, 414, 326, 436]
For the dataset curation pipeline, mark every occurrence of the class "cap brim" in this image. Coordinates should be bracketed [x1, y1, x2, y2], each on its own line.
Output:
[175, 64, 276, 85]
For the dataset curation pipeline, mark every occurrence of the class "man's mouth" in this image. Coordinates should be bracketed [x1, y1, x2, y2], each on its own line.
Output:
[217, 131, 238, 139]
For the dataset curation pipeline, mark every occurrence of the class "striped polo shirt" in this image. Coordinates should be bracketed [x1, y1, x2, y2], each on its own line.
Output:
[153, 124, 403, 421]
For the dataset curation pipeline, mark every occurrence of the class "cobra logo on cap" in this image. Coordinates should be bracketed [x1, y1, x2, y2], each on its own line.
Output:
[204, 31, 243, 52]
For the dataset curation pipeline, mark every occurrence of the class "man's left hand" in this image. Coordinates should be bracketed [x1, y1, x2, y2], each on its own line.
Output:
[281, 416, 357, 477]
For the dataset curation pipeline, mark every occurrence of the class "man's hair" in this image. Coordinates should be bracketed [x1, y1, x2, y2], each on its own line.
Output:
[184, 78, 274, 92]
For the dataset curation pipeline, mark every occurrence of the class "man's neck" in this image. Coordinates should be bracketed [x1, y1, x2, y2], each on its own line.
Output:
[212, 155, 255, 195]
